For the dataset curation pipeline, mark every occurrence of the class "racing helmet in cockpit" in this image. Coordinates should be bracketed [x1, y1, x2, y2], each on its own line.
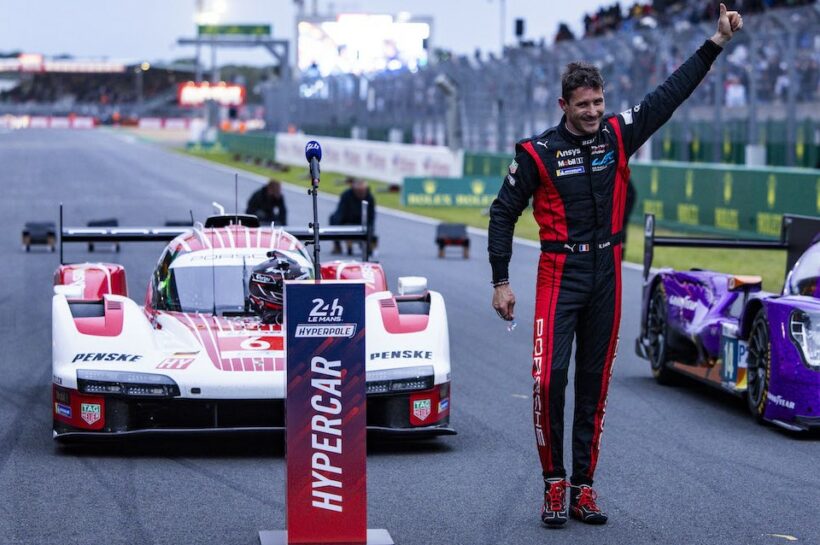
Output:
[785, 241, 820, 297]
[248, 249, 313, 323]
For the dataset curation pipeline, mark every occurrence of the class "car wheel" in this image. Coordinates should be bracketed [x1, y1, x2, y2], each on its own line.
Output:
[647, 285, 676, 385]
[746, 309, 770, 422]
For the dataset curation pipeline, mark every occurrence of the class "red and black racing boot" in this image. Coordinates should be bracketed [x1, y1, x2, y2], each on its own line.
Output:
[541, 478, 568, 528]
[570, 484, 608, 524]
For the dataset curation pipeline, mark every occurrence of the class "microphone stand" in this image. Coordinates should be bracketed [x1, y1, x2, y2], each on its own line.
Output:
[309, 163, 321, 284]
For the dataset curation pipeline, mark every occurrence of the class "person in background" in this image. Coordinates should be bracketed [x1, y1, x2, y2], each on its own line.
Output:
[246, 179, 287, 225]
[330, 177, 377, 255]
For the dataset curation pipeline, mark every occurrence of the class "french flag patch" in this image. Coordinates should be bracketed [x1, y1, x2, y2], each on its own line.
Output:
[579, 244, 591, 252]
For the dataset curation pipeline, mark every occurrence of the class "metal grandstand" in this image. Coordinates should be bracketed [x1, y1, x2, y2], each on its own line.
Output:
[264, 3, 820, 166]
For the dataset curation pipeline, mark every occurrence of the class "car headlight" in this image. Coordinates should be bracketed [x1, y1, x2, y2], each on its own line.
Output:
[789, 310, 820, 370]
[366, 365, 435, 394]
[77, 369, 181, 397]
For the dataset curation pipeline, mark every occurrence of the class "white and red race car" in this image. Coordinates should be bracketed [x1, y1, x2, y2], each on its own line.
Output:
[51, 213, 453, 440]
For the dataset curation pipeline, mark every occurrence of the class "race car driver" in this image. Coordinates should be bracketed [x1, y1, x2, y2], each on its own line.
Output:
[488, 3, 743, 528]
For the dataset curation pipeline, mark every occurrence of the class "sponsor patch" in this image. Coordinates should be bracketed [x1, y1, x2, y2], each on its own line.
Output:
[506, 174, 516, 187]
[556, 166, 585, 177]
[579, 243, 590, 252]
[669, 295, 698, 311]
[620, 109, 634, 125]
[156, 357, 195, 370]
[557, 157, 583, 168]
[591, 150, 615, 172]
[556, 148, 581, 158]
[591, 144, 608, 155]
[80, 403, 101, 425]
[370, 350, 432, 360]
[508, 159, 518, 174]
[55, 403, 72, 418]
[413, 399, 432, 422]
[71, 353, 142, 363]
[767, 393, 795, 410]
[438, 398, 450, 413]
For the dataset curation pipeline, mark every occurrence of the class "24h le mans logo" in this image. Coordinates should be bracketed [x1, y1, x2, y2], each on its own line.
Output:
[413, 399, 431, 422]
[80, 403, 101, 425]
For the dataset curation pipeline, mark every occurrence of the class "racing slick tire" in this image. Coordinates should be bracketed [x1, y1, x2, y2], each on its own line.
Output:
[746, 309, 771, 423]
[647, 285, 676, 385]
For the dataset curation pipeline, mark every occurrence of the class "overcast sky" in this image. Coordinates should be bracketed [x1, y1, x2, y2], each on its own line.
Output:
[2, 0, 609, 65]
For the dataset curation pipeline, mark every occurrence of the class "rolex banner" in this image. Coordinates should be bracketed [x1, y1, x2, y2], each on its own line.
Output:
[401, 176, 503, 207]
[284, 281, 367, 544]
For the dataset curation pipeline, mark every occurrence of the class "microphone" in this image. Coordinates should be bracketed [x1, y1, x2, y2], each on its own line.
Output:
[305, 140, 322, 184]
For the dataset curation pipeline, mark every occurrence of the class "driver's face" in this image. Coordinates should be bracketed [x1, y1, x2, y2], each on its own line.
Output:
[559, 86, 605, 135]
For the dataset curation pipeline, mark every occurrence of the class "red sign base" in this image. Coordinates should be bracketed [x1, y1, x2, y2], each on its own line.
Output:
[258, 529, 395, 545]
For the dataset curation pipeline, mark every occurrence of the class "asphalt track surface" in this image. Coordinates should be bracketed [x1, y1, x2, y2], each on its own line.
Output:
[0, 129, 817, 545]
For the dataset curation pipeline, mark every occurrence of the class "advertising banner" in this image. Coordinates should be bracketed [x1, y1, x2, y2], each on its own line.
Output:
[402, 176, 503, 207]
[285, 281, 367, 544]
[462, 151, 820, 237]
[631, 162, 820, 238]
[276, 133, 463, 184]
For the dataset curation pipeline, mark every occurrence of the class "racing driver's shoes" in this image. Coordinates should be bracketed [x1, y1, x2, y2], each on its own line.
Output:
[569, 484, 608, 524]
[541, 478, 568, 527]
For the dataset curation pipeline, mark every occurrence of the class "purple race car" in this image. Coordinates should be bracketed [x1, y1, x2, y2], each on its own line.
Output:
[635, 214, 820, 432]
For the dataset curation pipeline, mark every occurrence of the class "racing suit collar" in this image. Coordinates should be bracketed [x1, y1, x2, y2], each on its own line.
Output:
[558, 115, 600, 147]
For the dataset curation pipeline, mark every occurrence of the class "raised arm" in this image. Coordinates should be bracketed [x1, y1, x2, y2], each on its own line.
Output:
[618, 2, 743, 157]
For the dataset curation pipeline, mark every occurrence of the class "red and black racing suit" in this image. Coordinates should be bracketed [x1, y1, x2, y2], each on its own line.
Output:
[488, 39, 723, 486]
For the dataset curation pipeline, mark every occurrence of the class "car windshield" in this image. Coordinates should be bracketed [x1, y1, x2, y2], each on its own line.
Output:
[163, 264, 251, 314]
[786, 242, 820, 297]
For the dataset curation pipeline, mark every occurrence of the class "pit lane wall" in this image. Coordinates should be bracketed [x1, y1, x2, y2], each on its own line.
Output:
[460, 152, 820, 239]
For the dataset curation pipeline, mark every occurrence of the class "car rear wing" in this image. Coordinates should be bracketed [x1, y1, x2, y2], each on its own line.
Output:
[58, 201, 374, 264]
[642, 213, 820, 282]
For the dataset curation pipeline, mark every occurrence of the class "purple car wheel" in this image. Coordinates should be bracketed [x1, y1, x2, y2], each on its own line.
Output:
[746, 309, 771, 422]
[647, 286, 676, 385]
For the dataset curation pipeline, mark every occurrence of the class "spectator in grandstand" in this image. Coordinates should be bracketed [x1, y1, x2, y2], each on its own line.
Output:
[329, 177, 377, 255]
[489, 2, 742, 529]
[246, 179, 287, 226]
[554, 23, 576, 42]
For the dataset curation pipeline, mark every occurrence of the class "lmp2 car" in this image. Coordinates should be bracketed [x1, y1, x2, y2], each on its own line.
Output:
[51, 212, 454, 439]
[635, 214, 820, 432]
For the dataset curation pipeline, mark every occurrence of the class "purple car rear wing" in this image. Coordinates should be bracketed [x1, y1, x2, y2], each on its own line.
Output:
[642, 214, 820, 282]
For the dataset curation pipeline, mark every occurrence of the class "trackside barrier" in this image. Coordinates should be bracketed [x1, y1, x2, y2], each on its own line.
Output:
[13, 116, 98, 129]
[138, 117, 193, 130]
[276, 133, 463, 185]
[463, 151, 820, 238]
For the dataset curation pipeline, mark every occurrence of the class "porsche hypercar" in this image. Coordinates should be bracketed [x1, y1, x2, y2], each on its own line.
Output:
[52, 212, 453, 439]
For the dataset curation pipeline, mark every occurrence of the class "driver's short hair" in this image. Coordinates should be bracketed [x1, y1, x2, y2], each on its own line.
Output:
[561, 62, 604, 102]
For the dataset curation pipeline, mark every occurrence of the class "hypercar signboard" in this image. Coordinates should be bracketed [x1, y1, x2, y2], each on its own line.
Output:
[284, 281, 367, 543]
